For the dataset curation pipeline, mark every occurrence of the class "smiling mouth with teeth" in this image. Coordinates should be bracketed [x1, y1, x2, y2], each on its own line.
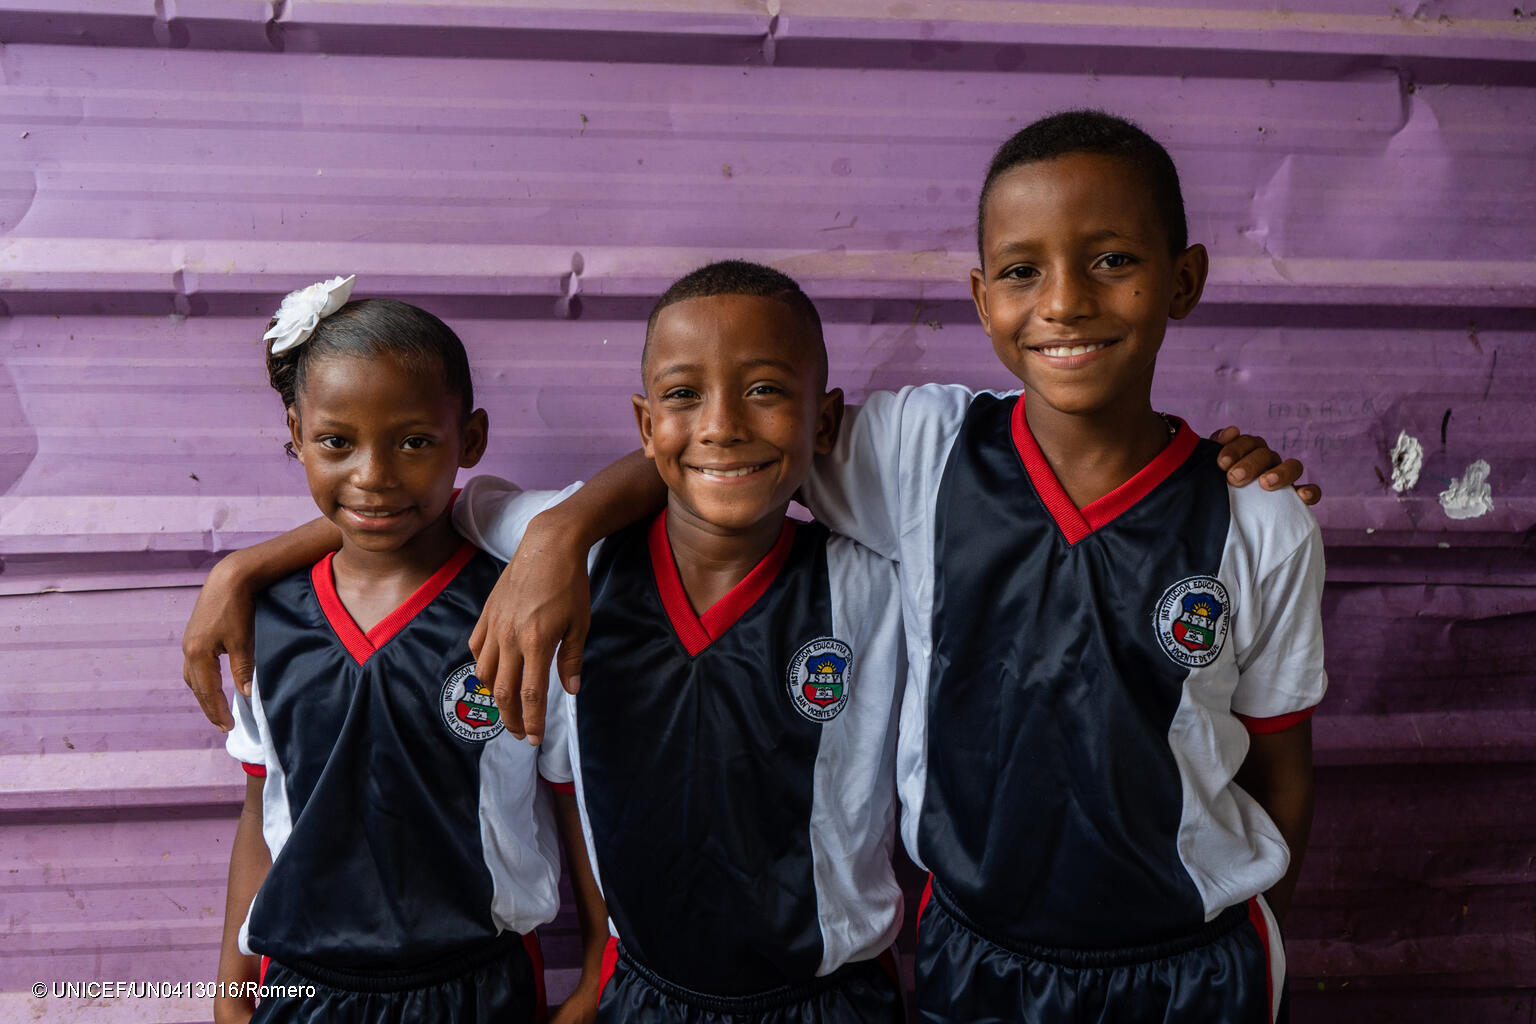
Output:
[1036, 342, 1112, 357]
[347, 507, 405, 517]
[694, 464, 768, 478]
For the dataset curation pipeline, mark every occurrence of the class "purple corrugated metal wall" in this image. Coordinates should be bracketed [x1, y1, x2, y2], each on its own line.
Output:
[2, 2, 1532, 1020]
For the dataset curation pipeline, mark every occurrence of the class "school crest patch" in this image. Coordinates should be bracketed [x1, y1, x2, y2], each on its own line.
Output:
[441, 662, 504, 742]
[786, 637, 853, 723]
[1154, 577, 1230, 668]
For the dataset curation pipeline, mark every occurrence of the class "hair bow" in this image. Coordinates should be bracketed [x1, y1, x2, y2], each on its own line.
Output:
[264, 275, 357, 354]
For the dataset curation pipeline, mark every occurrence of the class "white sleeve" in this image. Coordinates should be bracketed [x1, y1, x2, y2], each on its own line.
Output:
[453, 476, 582, 560]
[1230, 519, 1328, 728]
[224, 682, 266, 770]
[536, 681, 576, 787]
[801, 384, 979, 563]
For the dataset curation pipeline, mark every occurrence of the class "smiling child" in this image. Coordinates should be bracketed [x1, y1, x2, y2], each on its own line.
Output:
[216, 284, 605, 1024]
[455, 262, 910, 1022]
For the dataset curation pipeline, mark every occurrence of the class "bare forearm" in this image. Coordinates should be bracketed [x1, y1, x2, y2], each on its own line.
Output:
[531, 449, 665, 550]
[551, 790, 606, 1023]
[216, 516, 343, 591]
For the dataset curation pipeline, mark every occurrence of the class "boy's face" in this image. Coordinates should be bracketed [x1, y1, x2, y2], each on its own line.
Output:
[634, 293, 842, 537]
[969, 152, 1207, 420]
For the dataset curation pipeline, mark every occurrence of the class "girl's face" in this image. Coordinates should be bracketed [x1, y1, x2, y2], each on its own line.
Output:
[288, 351, 486, 560]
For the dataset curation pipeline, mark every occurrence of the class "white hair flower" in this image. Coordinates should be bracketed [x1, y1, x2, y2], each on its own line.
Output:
[263, 275, 357, 354]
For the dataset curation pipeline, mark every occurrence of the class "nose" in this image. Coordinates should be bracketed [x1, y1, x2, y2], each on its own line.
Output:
[1037, 266, 1095, 323]
[698, 392, 746, 445]
[350, 446, 397, 491]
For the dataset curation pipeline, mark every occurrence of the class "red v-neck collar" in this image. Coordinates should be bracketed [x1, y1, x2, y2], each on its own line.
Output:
[648, 510, 797, 658]
[313, 541, 478, 666]
[1010, 395, 1199, 546]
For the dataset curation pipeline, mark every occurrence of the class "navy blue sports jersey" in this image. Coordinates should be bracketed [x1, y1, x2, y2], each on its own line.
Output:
[455, 480, 906, 1001]
[803, 385, 1324, 1013]
[226, 540, 566, 969]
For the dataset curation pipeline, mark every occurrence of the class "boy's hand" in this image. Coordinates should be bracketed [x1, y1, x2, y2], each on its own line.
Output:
[471, 514, 590, 745]
[1211, 426, 1321, 506]
[181, 558, 257, 732]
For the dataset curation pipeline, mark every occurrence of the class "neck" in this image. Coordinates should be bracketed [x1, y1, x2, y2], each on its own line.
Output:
[664, 499, 787, 616]
[1024, 394, 1171, 509]
[330, 509, 464, 631]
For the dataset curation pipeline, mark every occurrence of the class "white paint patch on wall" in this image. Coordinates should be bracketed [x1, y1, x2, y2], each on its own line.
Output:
[1439, 460, 1494, 520]
[1389, 430, 1423, 493]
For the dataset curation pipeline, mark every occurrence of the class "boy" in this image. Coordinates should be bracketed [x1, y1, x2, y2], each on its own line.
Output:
[456, 262, 911, 1021]
[465, 112, 1322, 1023]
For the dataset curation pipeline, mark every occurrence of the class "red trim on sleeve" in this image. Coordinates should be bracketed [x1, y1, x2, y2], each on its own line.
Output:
[648, 511, 796, 658]
[241, 762, 267, 778]
[312, 542, 478, 666]
[1236, 706, 1317, 734]
[259, 955, 270, 985]
[1009, 397, 1199, 545]
[542, 778, 576, 795]
[1247, 897, 1275, 1019]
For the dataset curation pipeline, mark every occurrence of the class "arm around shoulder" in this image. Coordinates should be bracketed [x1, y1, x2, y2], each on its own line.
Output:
[469, 450, 665, 745]
[183, 516, 343, 730]
[802, 384, 976, 562]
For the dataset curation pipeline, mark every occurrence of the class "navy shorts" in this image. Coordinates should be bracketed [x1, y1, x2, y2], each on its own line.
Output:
[596, 939, 905, 1024]
[250, 930, 544, 1024]
[915, 880, 1283, 1024]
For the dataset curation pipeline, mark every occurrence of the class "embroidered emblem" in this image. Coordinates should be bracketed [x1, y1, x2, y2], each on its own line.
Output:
[1154, 577, 1230, 668]
[441, 662, 504, 742]
[786, 637, 853, 722]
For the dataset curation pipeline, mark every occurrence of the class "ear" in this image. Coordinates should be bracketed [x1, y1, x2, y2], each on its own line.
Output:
[1168, 243, 1209, 321]
[813, 387, 845, 456]
[286, 406, 305, 461]
[458, 408, 489, 469]
[631, 393, 657, 460]
[969, 267, 993, 336]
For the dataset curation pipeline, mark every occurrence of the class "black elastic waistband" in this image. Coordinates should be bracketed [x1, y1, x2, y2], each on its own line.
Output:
[273, 931, 526, 993]
[929, 880, 1250, 969]
[615, 943, 887, 1014]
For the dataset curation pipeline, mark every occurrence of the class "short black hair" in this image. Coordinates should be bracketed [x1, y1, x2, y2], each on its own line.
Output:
[265, 297, 474, 423]
[977, 109, 1188, 264]
[643, 260, 827, 389]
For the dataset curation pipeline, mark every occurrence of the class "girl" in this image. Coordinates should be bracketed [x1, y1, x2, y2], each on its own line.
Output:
[215, 276, 605, 1024]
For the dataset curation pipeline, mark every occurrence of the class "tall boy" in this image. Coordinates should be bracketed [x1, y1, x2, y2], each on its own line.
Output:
[462, 112, 1323, 1023]
[800, 111, 1324, 1023]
